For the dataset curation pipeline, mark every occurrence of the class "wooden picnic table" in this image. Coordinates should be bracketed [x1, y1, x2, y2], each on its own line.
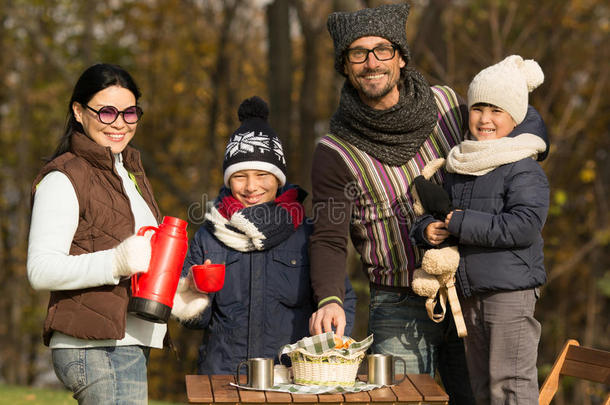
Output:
[185, 374, 449, 404]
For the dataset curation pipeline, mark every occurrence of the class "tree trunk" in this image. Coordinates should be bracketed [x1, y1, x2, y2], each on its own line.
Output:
[266, 0, 293, 178]
[205, 0, 243, 188]
[411, 0, 450, 84]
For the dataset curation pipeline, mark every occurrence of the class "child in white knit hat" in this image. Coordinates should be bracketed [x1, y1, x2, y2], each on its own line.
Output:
[411, 55, 550, 404]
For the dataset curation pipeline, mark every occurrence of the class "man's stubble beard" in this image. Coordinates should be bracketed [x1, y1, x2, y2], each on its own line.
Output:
[355, 68, 401, 101]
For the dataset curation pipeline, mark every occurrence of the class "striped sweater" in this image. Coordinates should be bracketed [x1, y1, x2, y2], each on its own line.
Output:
[309, 86, 466, 306]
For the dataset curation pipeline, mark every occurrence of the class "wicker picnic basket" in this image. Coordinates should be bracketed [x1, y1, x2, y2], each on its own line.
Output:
[288, 348, 365, 386]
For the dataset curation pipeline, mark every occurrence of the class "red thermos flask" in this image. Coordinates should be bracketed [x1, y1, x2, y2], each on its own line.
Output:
[127, 216, 188, 323]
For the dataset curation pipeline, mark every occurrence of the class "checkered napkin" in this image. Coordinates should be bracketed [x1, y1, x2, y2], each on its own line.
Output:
[278, 332, 374, 358]
[230, 333, 378, 394]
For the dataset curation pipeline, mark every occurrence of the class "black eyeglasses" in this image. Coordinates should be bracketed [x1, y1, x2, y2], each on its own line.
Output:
[345, 45, 397, 64]
[85, 104, 143, 124]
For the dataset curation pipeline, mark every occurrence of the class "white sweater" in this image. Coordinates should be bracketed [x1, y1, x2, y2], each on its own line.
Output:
[27, 154, 166, 349]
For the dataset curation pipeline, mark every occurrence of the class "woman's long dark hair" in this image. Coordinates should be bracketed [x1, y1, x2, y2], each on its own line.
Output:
[48, 63, 141, 161]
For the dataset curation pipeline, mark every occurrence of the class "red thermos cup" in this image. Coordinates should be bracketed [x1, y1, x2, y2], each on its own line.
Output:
[127, 216, 188, 323]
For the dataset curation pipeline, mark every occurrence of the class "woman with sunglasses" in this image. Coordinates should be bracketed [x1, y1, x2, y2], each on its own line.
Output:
[27, 63, 163, 404]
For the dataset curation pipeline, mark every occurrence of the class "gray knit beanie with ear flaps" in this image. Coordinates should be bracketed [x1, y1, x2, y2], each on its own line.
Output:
[468, 55, 544, 125]
[327, 3, 411, 76]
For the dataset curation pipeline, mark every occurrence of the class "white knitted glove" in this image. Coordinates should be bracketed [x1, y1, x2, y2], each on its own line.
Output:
[112, 235, 152, 278]
[171, 275, 210, 322]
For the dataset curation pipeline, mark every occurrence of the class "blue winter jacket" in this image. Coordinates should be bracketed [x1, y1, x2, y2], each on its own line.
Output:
[180, 220, 357, 375]
[444, 158, 549, 297]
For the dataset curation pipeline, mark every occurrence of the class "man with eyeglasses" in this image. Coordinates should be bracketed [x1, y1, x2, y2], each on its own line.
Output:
[308, 3, 547, 404]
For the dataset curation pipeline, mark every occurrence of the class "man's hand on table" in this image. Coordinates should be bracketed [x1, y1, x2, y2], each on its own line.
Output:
[309, 302, 346, 337]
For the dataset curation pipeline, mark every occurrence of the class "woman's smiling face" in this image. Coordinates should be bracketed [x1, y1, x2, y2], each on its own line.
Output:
[73, 85, 138, 154]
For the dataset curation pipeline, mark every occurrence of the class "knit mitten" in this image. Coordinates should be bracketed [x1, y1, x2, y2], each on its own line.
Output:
[112, 235, 152, 278]
[171, 276, 210, 322]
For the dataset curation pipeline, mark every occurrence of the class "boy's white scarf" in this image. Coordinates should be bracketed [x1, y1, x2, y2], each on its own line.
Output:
[205, 206, 264, 252]
[445, 133, 546, 176]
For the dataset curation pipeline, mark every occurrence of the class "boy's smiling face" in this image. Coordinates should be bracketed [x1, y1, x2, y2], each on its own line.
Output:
[229, 170, 279, 207]
[469, 103, 517, 141]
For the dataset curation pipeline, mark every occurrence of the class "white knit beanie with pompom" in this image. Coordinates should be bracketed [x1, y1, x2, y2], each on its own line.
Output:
[467, 55, 544, 124]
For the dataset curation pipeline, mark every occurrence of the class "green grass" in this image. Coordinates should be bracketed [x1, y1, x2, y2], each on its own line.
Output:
[0, 384, 182, 404]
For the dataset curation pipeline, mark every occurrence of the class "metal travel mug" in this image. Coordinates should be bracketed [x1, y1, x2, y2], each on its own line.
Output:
[367, 354, 407, 386]
[236, 358, 274, 389]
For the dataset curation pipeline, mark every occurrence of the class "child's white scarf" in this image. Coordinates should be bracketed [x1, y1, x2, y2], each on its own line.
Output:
[446, 133, 546, 176]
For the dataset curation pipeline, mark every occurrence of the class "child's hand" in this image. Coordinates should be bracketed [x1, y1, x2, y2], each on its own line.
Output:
[444, 210, 461, 228]
[445, 211, 453, 228]
[425, 221, 449, 246]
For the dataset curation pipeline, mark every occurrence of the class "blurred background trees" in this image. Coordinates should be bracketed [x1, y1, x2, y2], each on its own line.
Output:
[0, 0, 607, 402]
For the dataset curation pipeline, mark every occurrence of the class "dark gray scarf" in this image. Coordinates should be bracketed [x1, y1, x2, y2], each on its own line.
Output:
[329, 68, 438, 166]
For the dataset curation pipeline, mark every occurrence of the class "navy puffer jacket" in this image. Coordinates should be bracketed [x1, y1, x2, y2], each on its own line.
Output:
[180, 221, 356, 374]
[444, 157, 549, 297]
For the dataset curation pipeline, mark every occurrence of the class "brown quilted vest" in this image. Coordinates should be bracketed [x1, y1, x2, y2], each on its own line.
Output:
[31, 132, 162, 346]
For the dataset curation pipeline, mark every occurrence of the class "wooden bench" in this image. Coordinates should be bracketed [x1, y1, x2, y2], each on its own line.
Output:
[539, 339, 610, 405]
[185, 373, 449, 404]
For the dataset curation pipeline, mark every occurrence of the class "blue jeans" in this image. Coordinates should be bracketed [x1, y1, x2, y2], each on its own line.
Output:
[368, 287, 474, 405]
[52, 346, 150, 404]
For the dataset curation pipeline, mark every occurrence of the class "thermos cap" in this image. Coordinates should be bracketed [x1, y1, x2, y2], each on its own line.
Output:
[162, 216, 187, 230]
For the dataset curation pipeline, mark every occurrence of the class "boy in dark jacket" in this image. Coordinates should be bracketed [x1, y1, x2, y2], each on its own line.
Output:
[171, 96, 356, 375]
[411, 55, 549, 404]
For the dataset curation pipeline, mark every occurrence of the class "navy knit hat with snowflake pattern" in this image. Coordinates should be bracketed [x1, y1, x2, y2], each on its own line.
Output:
[223, 96, 287, 187]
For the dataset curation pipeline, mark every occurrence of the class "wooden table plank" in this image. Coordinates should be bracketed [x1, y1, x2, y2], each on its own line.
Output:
[265, 390, 294, 404]
[406, 374, 449, 403]
[289, 392, 319, 404]
[238, 389, 267, 403]
[317, 392, 344, 404]
[236, 374, 267, 403]
[211, 374, 240, 403]
[343, 390, 371, 403]
[389, 374, 423, 403]
[186, 375, 214, 404]
[344, 376, 371, 403]
[367, 385, 396, 405]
